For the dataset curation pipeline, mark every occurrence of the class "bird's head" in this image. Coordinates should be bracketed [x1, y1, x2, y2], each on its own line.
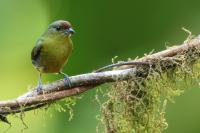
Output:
[47, 20, 75, 38]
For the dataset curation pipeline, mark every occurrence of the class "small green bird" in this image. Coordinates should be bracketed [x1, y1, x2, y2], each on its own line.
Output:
[31, 20, 75, 92]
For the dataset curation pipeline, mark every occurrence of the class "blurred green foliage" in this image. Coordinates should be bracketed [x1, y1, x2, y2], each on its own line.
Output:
[0, 0, 200, 132]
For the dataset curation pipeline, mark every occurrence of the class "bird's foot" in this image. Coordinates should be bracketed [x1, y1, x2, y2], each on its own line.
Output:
[64, 74, 72, 87]
[59, 72, 72, 87]
[36, 84, 43, 93]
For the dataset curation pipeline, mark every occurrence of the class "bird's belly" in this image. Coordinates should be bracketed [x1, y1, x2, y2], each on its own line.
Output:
[40, 44, 71, 73]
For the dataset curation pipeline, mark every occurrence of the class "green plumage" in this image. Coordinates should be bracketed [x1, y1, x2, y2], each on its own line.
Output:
[31, 20, 74, 74]
[32, 36, 73, 73]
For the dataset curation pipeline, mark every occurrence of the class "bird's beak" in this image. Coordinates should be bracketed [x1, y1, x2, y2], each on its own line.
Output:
[66, 28, 75, 34]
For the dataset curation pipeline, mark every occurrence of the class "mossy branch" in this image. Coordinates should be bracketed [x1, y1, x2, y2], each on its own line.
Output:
[1, 35, 200, 117]
[0, 68, 136, 115]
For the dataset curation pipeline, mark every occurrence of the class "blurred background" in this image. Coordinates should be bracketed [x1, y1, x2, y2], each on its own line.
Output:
[0, 0, 200, 132]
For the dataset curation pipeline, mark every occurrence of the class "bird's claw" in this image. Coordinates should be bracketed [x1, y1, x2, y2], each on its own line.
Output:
[59, 72, 72, 87]
[36, 84, 43, 93]
[63, 75, 72, 87]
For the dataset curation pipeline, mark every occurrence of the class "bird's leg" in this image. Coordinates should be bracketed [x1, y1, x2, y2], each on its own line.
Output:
[59, 72, 72, 87]
[36, 72, 43, 92]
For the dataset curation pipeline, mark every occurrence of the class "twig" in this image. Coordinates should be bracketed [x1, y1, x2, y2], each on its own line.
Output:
[0, 35, 200, 116]
[94, 61, 151, 72]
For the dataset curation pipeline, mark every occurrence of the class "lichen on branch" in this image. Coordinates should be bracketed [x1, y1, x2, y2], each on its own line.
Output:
[98, 47, 200, 133]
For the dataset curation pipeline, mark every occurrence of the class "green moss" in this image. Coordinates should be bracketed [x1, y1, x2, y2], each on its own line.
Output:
[54, 96, 79, 121]
[98, 47, 200, 133]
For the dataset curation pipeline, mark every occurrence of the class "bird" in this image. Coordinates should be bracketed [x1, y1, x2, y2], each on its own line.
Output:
[31, 20, 75, 92]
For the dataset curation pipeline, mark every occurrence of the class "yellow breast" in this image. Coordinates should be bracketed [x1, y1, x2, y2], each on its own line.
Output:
[39, 37, 73, 73]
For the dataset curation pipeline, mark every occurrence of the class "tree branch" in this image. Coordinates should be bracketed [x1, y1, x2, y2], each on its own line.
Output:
[1, 35, 200, 116]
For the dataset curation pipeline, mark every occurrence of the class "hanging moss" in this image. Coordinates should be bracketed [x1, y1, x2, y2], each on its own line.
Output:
[97, 47, 200, 133]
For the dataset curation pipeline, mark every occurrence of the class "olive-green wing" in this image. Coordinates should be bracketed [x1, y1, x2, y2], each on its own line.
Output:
[31, 44, 43, 67]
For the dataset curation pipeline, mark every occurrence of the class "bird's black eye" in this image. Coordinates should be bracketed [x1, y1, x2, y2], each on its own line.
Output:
[56, 27, 61, 31]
